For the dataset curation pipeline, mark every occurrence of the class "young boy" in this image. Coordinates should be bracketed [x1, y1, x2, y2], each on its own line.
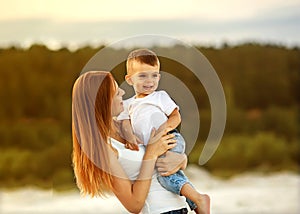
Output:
[117, 49, 210, 214]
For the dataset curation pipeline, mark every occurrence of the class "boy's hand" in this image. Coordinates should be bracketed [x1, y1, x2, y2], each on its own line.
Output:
[135, 136, 143, 145]
[124, 140, 139, 151]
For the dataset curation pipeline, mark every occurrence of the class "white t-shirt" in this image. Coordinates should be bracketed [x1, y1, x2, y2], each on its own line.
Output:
[110, 138, 186, 214]
[118, 90, 178, 145]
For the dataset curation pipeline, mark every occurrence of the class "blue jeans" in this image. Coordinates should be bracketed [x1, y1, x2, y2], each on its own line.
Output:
[157, 130, 197, 211]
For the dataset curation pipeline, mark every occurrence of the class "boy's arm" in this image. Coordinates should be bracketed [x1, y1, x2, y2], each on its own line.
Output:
[157, 108, 181, 132]
[121, 119, 139, 151]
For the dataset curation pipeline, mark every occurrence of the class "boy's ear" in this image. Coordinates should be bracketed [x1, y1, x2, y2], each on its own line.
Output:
[125, 75, 133, 85]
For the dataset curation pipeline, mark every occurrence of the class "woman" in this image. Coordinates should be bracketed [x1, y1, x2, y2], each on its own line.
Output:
[72, 71, 188, 213]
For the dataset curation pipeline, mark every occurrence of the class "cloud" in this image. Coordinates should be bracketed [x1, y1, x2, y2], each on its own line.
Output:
[1, 10, 299, 49]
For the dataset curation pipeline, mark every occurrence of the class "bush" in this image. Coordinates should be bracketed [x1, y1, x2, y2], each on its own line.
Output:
[189, 132, 299, 177]
[261, 106, 299, 140]
[224, 106, 298, 141]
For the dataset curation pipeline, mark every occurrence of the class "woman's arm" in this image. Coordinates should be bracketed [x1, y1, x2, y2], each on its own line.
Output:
[156, 151, 188, 176]
[111, 129, 177, 213]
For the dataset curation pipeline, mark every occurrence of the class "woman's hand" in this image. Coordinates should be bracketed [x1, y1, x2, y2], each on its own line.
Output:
[144, 128, 177, 160]
[156, 151, 187, 176]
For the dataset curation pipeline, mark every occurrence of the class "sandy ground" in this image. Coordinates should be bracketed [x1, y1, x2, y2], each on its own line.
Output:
[1, 165, 299, 214]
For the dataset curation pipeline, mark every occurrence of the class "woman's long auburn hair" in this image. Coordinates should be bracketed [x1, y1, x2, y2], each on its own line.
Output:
[72, 71, 116, 197]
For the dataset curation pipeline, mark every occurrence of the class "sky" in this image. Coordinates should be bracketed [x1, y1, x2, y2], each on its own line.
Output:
[0, 0, 300, 49]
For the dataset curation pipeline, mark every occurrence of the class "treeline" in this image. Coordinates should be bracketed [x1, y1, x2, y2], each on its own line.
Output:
[0, 43, 299, 189]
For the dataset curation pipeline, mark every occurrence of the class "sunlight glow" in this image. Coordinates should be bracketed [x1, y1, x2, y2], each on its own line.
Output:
[1, 0, 299, 21]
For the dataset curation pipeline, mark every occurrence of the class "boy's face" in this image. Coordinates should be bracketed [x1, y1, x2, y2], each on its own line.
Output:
[126, 61, 160, 98]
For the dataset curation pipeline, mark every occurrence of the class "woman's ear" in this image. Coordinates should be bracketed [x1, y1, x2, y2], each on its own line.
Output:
[125, 75, 133, 85]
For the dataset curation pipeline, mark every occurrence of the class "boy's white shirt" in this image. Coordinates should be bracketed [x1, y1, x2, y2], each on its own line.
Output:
[117, 90, 178, 145]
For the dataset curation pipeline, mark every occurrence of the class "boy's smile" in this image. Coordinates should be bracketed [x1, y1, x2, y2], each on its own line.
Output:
[126, 62, 160, 98]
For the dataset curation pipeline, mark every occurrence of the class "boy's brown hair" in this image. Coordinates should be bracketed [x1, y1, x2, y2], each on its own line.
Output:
[126, 49, 160, 76]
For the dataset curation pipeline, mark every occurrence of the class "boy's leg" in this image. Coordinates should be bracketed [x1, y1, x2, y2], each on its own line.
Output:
[180, 183, 210, 214]
[168, 130, 185, 154]
[157, 170, 202, 212]
[163, 132, 211, 213]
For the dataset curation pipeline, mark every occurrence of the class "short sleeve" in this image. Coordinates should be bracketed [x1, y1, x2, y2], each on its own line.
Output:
[157, 91, 179, 116]
[117, 98, 131, 120]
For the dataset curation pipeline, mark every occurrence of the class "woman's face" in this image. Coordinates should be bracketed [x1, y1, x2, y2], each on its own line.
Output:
[112, 82, 125, 117]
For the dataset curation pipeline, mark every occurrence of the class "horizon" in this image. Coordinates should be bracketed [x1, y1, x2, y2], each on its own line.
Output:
[2, 39, 299, 52]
